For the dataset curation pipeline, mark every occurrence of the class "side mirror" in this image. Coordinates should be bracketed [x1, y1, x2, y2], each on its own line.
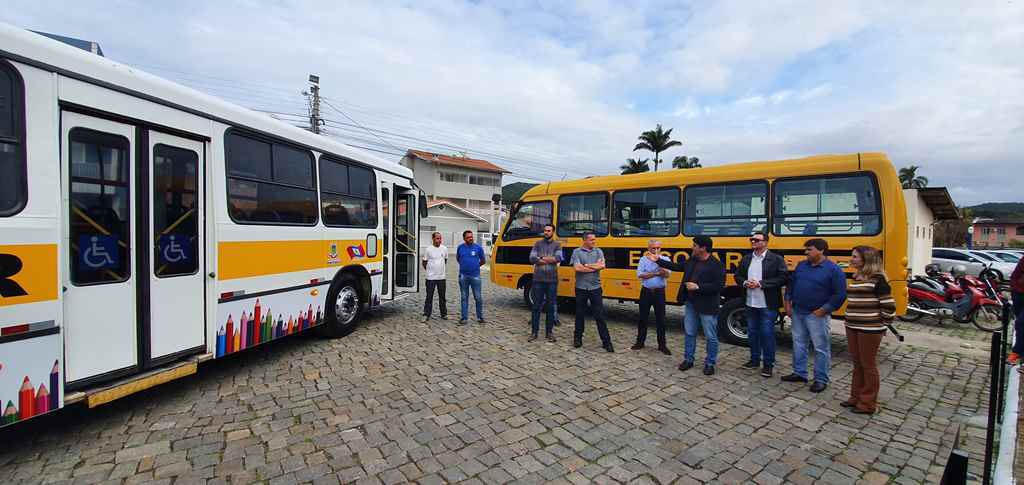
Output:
[419, 193, 428, 218]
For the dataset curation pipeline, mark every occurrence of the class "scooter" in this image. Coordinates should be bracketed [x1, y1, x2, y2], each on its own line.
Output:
[900, 265, 1004, 331]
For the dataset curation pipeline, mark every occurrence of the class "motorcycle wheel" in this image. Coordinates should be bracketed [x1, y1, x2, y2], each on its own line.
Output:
[952, 309, 973, 324]
[898, 299, 926, 322]
[972, 304, 1004, 332]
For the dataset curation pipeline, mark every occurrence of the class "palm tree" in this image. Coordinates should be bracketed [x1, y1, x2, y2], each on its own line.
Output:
[671, 155, 701, 169]
[899, 165, 929, 189]
[633, 124, 682, 171]
[619, 158, 651, 174]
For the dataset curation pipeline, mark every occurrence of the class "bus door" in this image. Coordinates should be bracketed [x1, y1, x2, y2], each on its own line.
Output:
[61, 112, 139, 385]
[379, 181, 392, 300]
[145, 132, 204, 365]
[393, 186, 419, 295]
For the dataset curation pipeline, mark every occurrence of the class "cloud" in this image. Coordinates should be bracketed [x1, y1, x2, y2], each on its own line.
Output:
[2, 1, 1021, 203]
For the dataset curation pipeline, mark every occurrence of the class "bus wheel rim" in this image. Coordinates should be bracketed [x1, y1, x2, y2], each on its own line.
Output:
[728, 308, 748, 339]
[335, 286, 359, 325]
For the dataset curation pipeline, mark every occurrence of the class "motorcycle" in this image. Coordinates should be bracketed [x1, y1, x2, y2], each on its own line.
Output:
[899, 264, 1004, 331]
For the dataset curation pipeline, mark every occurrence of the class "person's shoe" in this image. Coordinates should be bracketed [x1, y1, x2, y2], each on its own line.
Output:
[1009, 352, 1021, 365]
[554, 319, 561, 327]
[658, 346, 672, 356]
[742, 360, 759, 369]
[761, 366, 773, 378]
[839, 400, 856, 408]
[678, 360, 694, 371]
[458, 319, 468, 326]
[420, 315, 429, 322]
[440, 315, 448, 320]
[809, 382, 828, 393]
[477, 318, 486, 324]
[851, 407, 876, 415]
[527, 334, 538, 342]
[546, 333, 557, 343]
[703, 365, 715, 376]
[573, 337, 582, 348]
[780, 373, 808, 383]
[603, 342, 615, 353]
[630, 342, 645, 351]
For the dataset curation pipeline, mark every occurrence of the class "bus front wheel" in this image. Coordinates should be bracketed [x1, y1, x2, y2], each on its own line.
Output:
[718, 299, 750, 347]
[320, 275, 364, 338]
[522, 280, 533, 308]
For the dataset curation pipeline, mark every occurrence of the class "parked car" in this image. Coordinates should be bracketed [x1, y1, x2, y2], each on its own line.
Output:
[931, 248, 1014, 281]
[983, 250, 1022, 263]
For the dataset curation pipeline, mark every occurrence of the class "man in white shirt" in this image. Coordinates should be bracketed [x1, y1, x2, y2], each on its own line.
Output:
[421, 232, 448, 322]
[734, 231, 789, 377]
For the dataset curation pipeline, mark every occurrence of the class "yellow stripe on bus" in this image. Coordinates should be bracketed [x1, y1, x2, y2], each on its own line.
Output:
[0, 244, 59, 307]
[217, 239, 382, 280]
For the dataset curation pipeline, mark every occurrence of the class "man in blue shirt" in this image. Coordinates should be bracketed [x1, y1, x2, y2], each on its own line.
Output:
[633, 239, 672, 355]
[456, 230, 487, 325]
[782, 238, 848, 393]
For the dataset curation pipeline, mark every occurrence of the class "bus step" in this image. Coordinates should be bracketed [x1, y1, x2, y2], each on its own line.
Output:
[64, 353, 214, 408]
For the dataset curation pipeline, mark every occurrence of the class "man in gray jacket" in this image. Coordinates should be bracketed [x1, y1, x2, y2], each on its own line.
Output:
[528, 224, 562, 342]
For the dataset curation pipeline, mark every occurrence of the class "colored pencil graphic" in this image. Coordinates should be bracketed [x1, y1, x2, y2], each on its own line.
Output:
[316, 305, 322, 324]
[49, 360, 59, 410]
[307, 304, 313, 329]
[233, 315, 241, 351]
[18, 377, 34, 420]
[287, 315, 294, 335]
[253, 299, 262, 344]
[276, 315, 283, 339]
[226, 315, 235, 354]
[239, 311, 248, 351]
[264, 312, 272, 343]
[216, 326, 225, 357]
[3, 401, 16, 424]
[35, 384, 50, 414]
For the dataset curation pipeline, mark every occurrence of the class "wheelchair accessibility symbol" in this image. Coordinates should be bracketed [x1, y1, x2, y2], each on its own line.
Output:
[158, 234, 191, 265]
[79, 235, 119, 270]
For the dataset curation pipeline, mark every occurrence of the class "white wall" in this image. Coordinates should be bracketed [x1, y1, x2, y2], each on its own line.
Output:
[401, 156, 501, 209]
[904, 189, 936, 276]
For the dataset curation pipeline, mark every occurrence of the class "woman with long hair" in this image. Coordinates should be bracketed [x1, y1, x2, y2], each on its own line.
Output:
[842, 246, 896, 414]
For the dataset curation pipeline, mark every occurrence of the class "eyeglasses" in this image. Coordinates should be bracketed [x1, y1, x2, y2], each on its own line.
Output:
[749, 238, 764, 243]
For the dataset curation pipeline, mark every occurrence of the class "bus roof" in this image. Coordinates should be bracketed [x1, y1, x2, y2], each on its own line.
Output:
[522, 152, 893, 198]
[0, 22, 413, 180]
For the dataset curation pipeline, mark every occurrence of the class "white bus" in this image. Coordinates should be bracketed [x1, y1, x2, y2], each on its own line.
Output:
[0, 24, 422, 426]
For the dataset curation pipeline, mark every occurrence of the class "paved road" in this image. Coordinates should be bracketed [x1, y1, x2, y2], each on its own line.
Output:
[0, 265, 995, 484]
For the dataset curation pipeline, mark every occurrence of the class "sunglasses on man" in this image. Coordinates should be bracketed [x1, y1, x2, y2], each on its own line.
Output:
[749, 238, 765, 243]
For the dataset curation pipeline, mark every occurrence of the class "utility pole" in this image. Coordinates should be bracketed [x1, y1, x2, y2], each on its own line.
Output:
[303, 74, 323, 134]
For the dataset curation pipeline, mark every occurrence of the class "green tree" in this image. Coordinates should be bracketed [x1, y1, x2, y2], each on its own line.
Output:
[672, 155, 701, 169]
[619, 158, 651, 174]
[633, 124, 682, 172]
[899, 165, 929, 189]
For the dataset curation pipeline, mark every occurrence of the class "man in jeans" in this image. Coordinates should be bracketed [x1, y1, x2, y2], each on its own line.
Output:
[782, 238, 847, 393]
[421, 232, 448, 322]
[571, 232, 613, 352]
[656, 235, 725, 375]
[734, 231, 789, 377]
[456, 230, 487, 325]
[528, 224, 562, 342]
[633, 239, 671, 355]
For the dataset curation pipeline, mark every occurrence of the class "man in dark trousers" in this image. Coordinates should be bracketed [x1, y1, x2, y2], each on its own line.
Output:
[656, 235, 726, 375]
[734, 231, 789, 378]
[528, 224, 562, 343]
[633, 239, 672, 354]
[571, 231, 613, 352]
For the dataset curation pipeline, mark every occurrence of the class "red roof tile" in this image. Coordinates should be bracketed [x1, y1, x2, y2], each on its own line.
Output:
[408, 149, 509, 174]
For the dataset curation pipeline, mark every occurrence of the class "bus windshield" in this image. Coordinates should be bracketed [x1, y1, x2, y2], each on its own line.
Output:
[503, 201, 552, 240]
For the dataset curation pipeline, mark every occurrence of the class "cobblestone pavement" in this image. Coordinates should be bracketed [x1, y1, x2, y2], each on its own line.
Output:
[0, 266, 996, 484]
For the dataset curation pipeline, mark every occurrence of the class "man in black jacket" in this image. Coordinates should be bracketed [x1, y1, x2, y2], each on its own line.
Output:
[655, 235, 726, 375]
[734, 231, 789, 378]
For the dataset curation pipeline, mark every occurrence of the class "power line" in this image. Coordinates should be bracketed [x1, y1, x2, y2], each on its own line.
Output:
[319, 98, 406, 154]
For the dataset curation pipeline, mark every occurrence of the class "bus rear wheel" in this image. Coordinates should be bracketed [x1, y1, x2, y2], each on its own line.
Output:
[319, 275, 364, 338]
[718, 299, 750, 347]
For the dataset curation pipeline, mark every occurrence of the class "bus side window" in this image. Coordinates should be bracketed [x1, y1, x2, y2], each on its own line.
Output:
[0, 60, 26, 217]
[683, 182, 767, 236]
[225, 131, 318, 226]
[773, 175, 881, 236]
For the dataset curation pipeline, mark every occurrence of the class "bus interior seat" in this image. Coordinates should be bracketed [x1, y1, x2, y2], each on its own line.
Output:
[802, 223, 818, 235]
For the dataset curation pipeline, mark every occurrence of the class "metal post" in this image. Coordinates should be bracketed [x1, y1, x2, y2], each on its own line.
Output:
[982, 330, 1002, 485]
[998, 304, 1011, 422]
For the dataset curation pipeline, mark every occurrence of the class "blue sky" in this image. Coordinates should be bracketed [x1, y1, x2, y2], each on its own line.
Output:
[4, 1, 1022, 205]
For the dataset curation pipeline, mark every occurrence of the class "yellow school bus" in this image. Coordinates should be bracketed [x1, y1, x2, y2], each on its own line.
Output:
[490, 153, 908, 345]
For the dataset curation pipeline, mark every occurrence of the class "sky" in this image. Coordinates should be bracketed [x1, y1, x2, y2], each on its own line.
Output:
[4, 1, 1022, 205]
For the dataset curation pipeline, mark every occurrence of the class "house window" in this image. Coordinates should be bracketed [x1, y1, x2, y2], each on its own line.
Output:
[468, 175, 500, 186]
[439, 171, 467, 183]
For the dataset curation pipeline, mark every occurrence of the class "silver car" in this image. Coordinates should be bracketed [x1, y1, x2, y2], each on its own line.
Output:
[984, 250, 1022, 263]
[931, 248, 1014, 281]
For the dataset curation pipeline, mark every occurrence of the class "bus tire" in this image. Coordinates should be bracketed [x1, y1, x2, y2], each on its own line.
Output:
[522, 280, 533, 308]
[718, 298, 749, 347]
[320, 274, 364, 338]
